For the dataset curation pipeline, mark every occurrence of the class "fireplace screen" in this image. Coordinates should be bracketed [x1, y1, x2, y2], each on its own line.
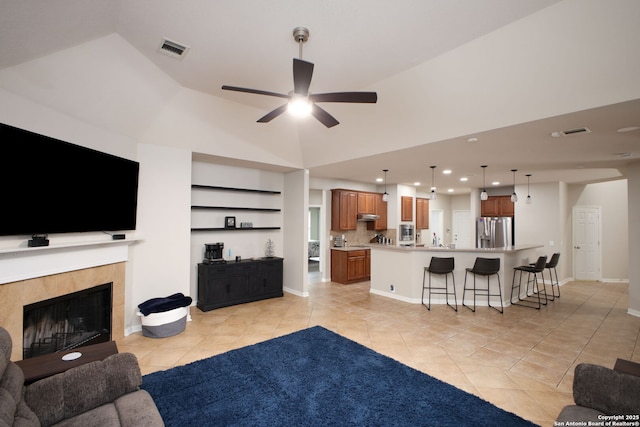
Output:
[23, 282, 112, 359]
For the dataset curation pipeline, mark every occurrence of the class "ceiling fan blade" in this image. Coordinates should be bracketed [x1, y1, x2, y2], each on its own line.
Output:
[309, 92, 378, 103]
[293, 58, 314, 96]
[257, 104, 289, 123]
[311, 104, 339, 128]
[221, 85, 289, 99]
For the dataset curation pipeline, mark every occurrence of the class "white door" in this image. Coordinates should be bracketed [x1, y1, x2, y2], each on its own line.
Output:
[452, 210, 473, 248]
[573, 206, 601, 281]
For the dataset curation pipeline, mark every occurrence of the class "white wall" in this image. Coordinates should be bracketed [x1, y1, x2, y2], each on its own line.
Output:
[130, 144, 192, 333]
[625, 161, 640, 316]
[283, 170, 309, 296]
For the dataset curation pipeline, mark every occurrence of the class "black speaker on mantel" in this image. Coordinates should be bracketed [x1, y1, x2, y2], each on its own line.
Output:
[28, 234, 49, 247]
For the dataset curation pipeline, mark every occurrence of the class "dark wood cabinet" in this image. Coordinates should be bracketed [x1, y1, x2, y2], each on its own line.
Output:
[197, 258, 283, 311]
[331, 249, 370, 284]
[416, 197, 429, 229]
[481, 196, 514, 217]
[401, 196, 413, 221]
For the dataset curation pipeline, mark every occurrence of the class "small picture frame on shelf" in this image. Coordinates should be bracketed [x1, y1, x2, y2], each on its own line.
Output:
[224, 216, 236, 229]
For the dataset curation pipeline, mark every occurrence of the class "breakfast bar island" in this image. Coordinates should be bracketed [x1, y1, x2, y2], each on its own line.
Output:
[369, 244, 543, 309]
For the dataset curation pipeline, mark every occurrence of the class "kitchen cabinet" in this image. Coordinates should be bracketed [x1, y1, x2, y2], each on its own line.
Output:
[367, 193, 388, 231]
[331, 249, 370, 284]
[197, 258, 283, 311]
[331, 190, 358, 231]
[481, 196, 514, 217]
[416, 197, 429, 229]
[357, 192, 376, 215]
[401, 196, 413, 221]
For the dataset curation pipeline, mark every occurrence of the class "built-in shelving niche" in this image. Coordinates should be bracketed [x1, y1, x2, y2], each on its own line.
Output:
[190, 185, 282, 232]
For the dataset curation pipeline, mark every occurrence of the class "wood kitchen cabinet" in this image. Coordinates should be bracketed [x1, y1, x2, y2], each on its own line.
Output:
[367, 193, 388, 231]
[331, 249, 370, 284]
[401, 196, 413, 221]
[331, 190, 358, 230]
[416, 197, 429, 229]
[481, 196, 514, 217]
[357, 192, 376, 215]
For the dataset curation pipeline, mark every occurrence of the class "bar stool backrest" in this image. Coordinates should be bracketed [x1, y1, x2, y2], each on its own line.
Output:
[428, 257, 455, 274]
[532, 255, 548, 272]
[471, 257, 500, 275]
[547, 252, 560, 268]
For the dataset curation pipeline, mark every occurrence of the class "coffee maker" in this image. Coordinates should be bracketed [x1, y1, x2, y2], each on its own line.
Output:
[203, 242, 225, 264]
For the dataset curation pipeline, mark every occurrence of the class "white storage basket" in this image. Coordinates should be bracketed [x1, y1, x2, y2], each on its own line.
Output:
[136, 306, 187, 338]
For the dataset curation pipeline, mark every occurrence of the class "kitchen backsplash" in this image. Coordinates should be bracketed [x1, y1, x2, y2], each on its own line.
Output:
[330, 222, 394, 246]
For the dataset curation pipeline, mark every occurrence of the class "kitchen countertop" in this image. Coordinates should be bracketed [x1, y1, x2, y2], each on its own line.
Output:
[331, 246, 371, 252]
[333, 244, 542, 253]
[369, 243, 543, 253]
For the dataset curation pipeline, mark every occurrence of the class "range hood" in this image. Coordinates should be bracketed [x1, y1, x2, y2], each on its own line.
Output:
[357, 214, 380, 221]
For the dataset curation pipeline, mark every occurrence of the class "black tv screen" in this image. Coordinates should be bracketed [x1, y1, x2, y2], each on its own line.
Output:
[0, 123, 139, 236]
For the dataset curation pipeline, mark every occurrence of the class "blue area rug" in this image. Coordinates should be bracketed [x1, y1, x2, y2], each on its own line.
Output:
[142, 326, 536, 426]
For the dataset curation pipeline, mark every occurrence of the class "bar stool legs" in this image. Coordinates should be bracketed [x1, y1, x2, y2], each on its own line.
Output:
[510, 256, 548, 309]
[422, 257, 457, 312]
[462, 257, 503, 314]
[545, 253, 561, 300]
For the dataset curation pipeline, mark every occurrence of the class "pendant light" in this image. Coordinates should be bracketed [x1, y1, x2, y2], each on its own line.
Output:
[429, 165, 437, 200]
[480, 165, 488, 201]
[526, 174, 532, 204]
[382, 169, 389, 202]
[510, 169, 518, 202]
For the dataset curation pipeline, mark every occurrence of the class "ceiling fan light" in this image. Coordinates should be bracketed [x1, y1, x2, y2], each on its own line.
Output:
[288, 98, 312, 117]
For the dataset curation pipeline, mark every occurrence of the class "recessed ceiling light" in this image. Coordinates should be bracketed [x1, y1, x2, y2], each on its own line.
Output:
[467, 137, 478, 143]
[460, 177, 468, 182]
[447, 189, 454, 193]
[414, 182, 421, 186]
[614, 152, 632, 158]
[442, 169, 452, 174]
[617, 126, 640, 133]
[492, 181, 500, 186]
[376, 177, 383, 182]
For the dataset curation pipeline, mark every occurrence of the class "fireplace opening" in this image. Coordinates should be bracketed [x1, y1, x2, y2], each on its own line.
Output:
[23, 282, 112, 359]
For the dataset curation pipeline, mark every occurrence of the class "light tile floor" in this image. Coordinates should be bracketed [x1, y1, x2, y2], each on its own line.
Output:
[118, 276, 640, 427]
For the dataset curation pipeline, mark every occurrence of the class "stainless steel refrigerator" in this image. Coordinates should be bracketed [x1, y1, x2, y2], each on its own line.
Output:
[477, 217, 513, 248]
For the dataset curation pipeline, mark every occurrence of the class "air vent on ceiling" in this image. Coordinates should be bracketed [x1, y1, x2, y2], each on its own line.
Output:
[158, 38, 190, 58]
[561, 127, 591, 136]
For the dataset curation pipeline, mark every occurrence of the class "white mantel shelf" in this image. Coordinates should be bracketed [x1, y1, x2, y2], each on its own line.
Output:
[0, 238, 140, 285]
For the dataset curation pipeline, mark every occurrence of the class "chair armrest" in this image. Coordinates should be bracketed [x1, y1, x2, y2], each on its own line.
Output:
[573, 363, 640, 415]
[25, 353, 142, 427]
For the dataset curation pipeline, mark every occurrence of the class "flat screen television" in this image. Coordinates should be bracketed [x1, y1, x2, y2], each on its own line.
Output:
[0, 122, 139, 236]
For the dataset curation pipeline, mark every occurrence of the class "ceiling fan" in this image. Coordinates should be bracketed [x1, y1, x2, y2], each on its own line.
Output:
[222, 27, 377, 128]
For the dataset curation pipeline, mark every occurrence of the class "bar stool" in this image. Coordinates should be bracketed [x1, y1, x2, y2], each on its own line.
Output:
[462, 257, 503, 313]
[545, 253, 561, 299]
[422, 257, 457, 312]
[510, 255, 548, 309]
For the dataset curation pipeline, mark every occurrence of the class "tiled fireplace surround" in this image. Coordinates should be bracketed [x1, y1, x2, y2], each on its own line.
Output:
[0, 241, 130, 361]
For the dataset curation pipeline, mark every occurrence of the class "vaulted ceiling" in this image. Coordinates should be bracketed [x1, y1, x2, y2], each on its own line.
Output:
[1, 0, 639, 193]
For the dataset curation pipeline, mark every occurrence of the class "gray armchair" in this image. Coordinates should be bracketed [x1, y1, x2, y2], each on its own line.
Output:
[557, 362, 640, 423]
[0, 326, 164, 427]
